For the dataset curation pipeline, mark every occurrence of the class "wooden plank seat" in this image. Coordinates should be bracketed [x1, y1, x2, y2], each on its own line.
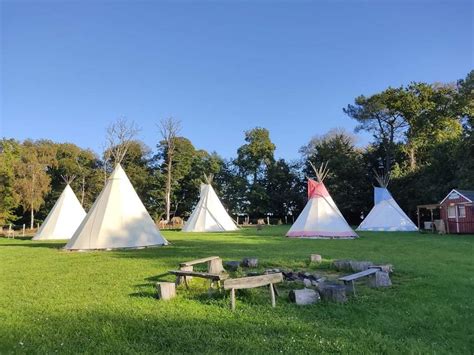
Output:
[223, 273, 284, 311]
[338, 268, 378, 295]
[179, 256, 220, 267]
[169, 256, 228, 289]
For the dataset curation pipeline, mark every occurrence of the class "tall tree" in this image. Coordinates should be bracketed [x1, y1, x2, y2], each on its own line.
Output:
[344, 89, 409, 172]
[344, 82, 464, 172]
[266, 159, 305, 220]
[301, 129, 371, 224]
[235, 127, 276, 217]
[14, 140, 56, 228]
[158, 117, 181, 222]
[0, 139, 21, 225]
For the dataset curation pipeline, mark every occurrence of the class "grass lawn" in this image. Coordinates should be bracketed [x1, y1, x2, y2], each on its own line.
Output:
[1, 226, 473, 353]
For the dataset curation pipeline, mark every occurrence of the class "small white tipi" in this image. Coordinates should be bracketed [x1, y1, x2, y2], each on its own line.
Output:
[33, 180, 86, 240]
[65, 164, 167, 250]
[287, 162, 357, 239]
[357, 172, 418, 232]
[182, 175, 238, 232]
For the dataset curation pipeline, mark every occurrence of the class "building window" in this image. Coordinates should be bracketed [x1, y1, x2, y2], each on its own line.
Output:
[458, 205, 466, 218]
[448, 206, 456, 218]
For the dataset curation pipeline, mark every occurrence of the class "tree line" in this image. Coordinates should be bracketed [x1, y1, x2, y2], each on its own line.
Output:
[1, 71, 472, 228]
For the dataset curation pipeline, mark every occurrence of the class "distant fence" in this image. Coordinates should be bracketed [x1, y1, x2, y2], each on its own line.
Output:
[0, 224, 38, 238]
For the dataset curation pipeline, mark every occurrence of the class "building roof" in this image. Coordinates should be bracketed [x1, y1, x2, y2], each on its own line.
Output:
[457, 190, 474, 202]
[440, 189, 474, 204]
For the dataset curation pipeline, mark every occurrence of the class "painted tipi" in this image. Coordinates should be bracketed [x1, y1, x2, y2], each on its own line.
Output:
[357, 172, 418, 232]
[65, 164, 167, 250]
[286, 162, 357, 239]
[182, 174, 238, 232]
[33, 179, 86, 240]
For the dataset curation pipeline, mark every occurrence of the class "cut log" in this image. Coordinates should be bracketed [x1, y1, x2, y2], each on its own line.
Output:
[372, 264, 394, 273]
[156, 282, 176, 300]
[333, 259, 352, 271]
[303, 278, 312, 287]
[310, 254, 322, 263]
[350, 261, 373, 272]
[242, 258, 258, 268]
[289, 288, 320, 305]
[208, 258, 225, 274]
[367, 271, 392, 287]
[319, 284, 347, 303]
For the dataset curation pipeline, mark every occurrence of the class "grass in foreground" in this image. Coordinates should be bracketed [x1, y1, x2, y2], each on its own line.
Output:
[0, 226, 473, 353]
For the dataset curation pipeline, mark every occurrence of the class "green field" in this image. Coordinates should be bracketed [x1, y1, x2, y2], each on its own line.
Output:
[1, 227, 473, 353]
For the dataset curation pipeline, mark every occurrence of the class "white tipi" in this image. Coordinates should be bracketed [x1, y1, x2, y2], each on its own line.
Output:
[182, 175, 238, 232]
[287, 162, 357, 239]
[357, 172, 418, 232]
[33, 180, 86, 240]
[65, 164, 167, 250]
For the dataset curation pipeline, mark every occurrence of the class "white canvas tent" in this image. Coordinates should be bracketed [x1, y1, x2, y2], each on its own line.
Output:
[357, 172, 418, 232]
[286, 162, 357, 239]
[33, 183, 86, 240]
[65, 164, 167, 250]
[182, 176, 238, 232]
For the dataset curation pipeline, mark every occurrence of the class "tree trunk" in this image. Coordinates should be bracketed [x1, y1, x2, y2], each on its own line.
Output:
[165, 157, 173, 222]
[103, 162, 107, 186]
[30, 206, 34, 229]
[81, 175, 85, 206]
[409, 146, 416, 171]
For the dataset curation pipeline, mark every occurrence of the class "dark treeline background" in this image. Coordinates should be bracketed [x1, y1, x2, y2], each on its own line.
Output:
[1, 71, 472, 227]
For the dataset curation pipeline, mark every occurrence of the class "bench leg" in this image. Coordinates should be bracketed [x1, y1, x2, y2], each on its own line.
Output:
[183, 276, 189, 289]
[175, 276, 181, 286]
[351, 280, 356, 296]
[272, 284, 280, 297]
[230, 288, 236, 311]
[270, 283, 276, 308]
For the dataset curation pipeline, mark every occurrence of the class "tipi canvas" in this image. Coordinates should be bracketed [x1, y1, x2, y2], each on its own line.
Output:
[33, 184, 86, 240]
[357, 173, 418, 232]
[182, 177, 238, 232]
[286, 163, 357, 239]
[65, 164, 167, 250]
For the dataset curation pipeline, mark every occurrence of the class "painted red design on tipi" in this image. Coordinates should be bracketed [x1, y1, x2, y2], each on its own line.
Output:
[308, 179, 330, 199]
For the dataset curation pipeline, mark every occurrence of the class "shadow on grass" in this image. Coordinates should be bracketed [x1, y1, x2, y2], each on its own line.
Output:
[0, 241, 66, 249]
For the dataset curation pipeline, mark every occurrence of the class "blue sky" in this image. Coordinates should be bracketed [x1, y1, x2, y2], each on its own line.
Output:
[1, 0, 472, 160]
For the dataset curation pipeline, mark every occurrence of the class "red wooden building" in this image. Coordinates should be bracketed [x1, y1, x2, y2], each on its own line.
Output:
[439, 189, 474, 234]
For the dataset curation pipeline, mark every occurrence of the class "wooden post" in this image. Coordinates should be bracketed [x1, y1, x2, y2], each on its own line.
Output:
[37, 223, 40, 230]
[267, 216, 270, 225]
[269, 283, 276, 307]
[22, 224, 25, 236]
[8, 224, 12, 238]
[230, 288, 236, 311]
[417, 206, 421, 230]
[430, 209, 434, 233]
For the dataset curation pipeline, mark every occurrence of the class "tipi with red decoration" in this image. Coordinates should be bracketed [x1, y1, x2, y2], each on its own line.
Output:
[286, 162, 357, 239]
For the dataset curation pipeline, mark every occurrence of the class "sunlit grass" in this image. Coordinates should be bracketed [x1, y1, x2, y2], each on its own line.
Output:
[0, 226, 472, 353]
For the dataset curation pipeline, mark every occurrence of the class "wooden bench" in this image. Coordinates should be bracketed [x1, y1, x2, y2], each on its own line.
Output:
[223, 273, 283, 311]
[169, 256, 228, 289]
[338, 268, 378, 296]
